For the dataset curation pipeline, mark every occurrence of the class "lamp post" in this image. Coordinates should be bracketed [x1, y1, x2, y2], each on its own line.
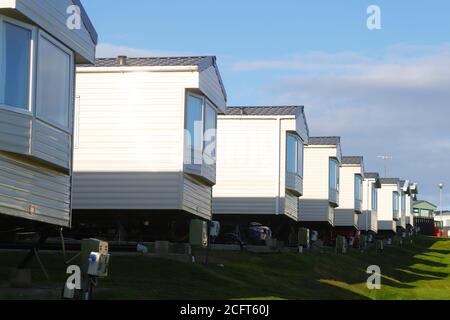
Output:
[438, 183, 444, 216]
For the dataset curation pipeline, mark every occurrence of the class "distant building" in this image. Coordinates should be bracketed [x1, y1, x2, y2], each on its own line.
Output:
[413, 201, 437, 217]
[434, 211, 450, 229]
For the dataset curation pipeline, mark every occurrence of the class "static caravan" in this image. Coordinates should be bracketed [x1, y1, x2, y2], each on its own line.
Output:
[405, 182, 418, 228]
[377, 178, 400, 236]
[334, 156, 364, 239]
[0, 0, 97, 231]
[212, 106, 309, 244]
[72, 56, 227, 241]
[299, 137, 342, 241]
[397, 180, 410, 231]
[358, 172, 381, 235]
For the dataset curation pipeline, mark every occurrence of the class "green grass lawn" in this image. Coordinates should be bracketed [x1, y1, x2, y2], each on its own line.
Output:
[0, 236, 449, 300]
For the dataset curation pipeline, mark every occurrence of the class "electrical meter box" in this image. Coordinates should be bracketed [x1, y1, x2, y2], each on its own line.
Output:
[87, 252, 110, 277]
[298, 228, 310, 247]
[190, 219, 208, 247]
[80, 239, 109, 274]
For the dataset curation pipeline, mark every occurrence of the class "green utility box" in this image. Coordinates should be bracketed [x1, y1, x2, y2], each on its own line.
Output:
[189, 219, 208, 247]
[298, 228, 310, 247]
[336, 235, 347, 254]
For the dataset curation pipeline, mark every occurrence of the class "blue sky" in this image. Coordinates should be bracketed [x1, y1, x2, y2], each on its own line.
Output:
[83, 0, 450, 209]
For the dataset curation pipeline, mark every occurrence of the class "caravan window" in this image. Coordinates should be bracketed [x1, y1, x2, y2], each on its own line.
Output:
[286, 134, 304, 177]
[355, 175, 362, 202]
[0, 22, 32, 110]
[185, 94, 217, 166]
[371, 183, 378, 210]
[36, 35, 72, 128]
[393, 191, 399, 213]
[329, 158, 340, 193]
[185, 95, 203, 164]
[204, 102, 217, 162]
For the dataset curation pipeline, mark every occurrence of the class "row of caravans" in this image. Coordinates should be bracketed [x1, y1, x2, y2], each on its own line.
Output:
[0, 1, 419, 246]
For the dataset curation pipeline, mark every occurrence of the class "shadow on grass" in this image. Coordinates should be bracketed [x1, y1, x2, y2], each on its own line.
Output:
[0, 236, 448, 300]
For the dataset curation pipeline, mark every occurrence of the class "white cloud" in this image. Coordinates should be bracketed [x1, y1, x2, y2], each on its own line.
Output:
[96, 43, 177, 58]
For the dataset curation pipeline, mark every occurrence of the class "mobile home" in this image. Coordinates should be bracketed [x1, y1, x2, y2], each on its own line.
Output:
[405, 182, 418, 229]
[397, 180, 410, 232]
[298, 137, 342, 241]
[212, 106, 309, 244]
[377, 178, 400, 236]
[0, 0, 97, 231]
[334, 156, 364, 240]
[72, 56, 227, 241]
[358, 172, 381, 235]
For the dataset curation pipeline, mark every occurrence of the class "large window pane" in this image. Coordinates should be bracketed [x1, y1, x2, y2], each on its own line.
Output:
[297, 140, 303, 177]
[372, 184, 377, 210]
[1, 22, 31, 109]
[355, 175, 362, 201]
[204, 103, 217, 162]
[185, 95, 203, 164]
[287, 135, 297, 173]
[36, 37, 71, 127]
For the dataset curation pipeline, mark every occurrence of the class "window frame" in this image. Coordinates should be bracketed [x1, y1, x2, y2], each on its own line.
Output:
[393, 191, 399, 213]
[354, 174, 362, 202]
[35, 29, 74, 133]
[184, 92, 218, 167]
[0, 15, 37, 115]
[286, 133, 304, 178]
[371, 183, 378, 210]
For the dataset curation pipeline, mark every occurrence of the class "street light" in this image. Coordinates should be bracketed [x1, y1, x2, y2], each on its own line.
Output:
[438, 183, 444, 216]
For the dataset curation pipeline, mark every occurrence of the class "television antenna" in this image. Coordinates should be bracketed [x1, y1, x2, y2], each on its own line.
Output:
[377, 155, 393, 178]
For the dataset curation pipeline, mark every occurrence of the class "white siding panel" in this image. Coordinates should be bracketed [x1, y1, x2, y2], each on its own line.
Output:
[0, 109, 31, 155]
[334, 209, 357, 227]
[0, 151, 70, 226]
[183, 174, 212, 220]
[199, 66, 226, 113]
[299, 199, 334, 225]
[284, 191, 298, 221]
[72, 172, 181, 209]
[32, 120, 71, 169]
[73, 70, 214, 213]
[212, 117, 279, 215]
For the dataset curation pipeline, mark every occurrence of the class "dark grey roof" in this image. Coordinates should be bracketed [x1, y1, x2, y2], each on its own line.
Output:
[81, 56, 215, 68]
[308, 136, 340, 146]
[341, 156, 364, 165]
[365, 172, 380, 179]
[379, 178, 400, 185]
[225, 106, 303, 116]
[74, 0, 98, 44]
[78, 56, 227, 101]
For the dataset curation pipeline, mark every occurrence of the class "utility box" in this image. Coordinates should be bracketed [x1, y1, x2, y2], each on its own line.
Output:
[80, 239, 109, 274]
[190, 219, 208, 247]
[298, 228, 310, 247]
[336, 235, 347, 254]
